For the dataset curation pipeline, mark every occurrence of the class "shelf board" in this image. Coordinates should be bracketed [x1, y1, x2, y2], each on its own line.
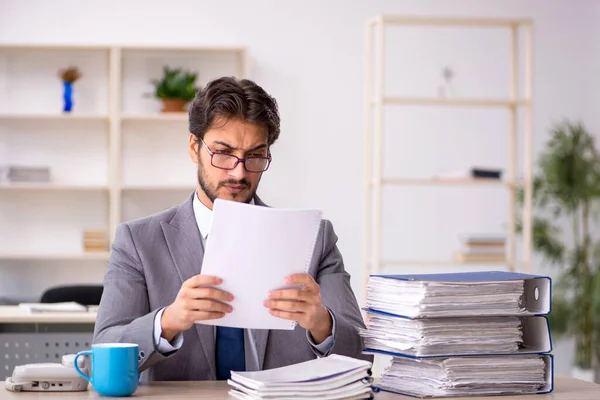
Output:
[0, 183, 108, 191]
[121, 185, 194, 191]
[377, 178, 512, 187]
[0, 44, 245, 54]
[379, 259, 507, 266]
[0, 113, 109, 122]
[120, 113, 188, 122]
[121, 45, 246, 54]
[0, 252, 109, 261]
[378, 15, 533, 27]
[377, 97, 530, 108]
[0, 44, 111, 52]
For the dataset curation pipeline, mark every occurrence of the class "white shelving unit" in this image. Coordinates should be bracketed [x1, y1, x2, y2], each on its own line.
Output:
[363, 15, 534, 288]
[0, 44, 248, 261]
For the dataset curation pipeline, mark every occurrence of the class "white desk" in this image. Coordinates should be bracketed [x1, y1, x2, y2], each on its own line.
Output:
[0, 306, 96, 380]
[1, 377, 599, 399]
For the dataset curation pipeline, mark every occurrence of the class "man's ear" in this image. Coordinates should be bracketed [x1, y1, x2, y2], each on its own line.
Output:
[188, 134, 199, 163]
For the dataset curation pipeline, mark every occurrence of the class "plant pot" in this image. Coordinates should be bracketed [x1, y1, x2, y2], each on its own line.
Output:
[161, 98, 187, 113]
[571, 365, 595, 382]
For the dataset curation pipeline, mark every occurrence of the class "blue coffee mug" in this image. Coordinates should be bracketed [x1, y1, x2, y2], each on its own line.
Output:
[74, 343, 139, 397]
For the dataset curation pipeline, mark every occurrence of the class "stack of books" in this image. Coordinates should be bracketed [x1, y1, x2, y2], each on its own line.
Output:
[454, 233, 506, 264]
[0, 165, 50, 183]
[227, 354, 374, 399]
[82, 230, 107, 252]
[360, 271, 554, 397]
[435, 167, 502, 181]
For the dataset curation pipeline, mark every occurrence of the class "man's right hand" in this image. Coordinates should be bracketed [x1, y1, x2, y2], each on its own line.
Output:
[161, 275, 233, 342]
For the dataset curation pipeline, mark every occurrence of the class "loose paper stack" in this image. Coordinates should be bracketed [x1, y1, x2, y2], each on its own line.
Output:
[359, 313, 523, 357]
[378, 355, 548, 397]
[365, 274, 525, 318]
[361, 271, 554, 397]
[227, 354, 374, 399]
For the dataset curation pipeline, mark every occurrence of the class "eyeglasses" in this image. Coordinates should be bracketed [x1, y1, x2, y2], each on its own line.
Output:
[199, 139, 272, 172]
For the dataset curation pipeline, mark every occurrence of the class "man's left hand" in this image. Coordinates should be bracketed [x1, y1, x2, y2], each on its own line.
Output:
[264, 274, 333, 344]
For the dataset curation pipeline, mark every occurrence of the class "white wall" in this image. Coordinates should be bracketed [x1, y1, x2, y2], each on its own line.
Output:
[0, 0, 598, 374]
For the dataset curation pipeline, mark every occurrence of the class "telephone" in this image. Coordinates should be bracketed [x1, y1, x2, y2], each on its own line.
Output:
[4, 354, 89, 392]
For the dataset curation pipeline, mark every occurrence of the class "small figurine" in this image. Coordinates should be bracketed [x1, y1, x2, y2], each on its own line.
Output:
[438, 66, 456, 98]
[59, 66, 82, 112]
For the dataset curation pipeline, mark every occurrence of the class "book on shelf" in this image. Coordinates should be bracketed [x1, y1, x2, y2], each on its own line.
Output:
[454, 252, 506, 264]
[361, 271, 554, 397]
[0, 165, 51, 183]
[459, 233, 506, 244]
[83, 229, 108, 252]
[435, 167, 503, 181]
[456, 233, 506, 263]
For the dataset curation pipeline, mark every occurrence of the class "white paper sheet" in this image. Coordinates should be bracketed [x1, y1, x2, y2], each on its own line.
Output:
[196, 199, 323, 330]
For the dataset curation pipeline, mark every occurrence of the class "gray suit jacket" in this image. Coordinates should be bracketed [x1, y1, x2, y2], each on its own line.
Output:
[93, 193, 371, 381]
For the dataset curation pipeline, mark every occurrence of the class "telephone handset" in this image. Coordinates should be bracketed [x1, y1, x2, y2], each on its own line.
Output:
[4, 354, 89, 392]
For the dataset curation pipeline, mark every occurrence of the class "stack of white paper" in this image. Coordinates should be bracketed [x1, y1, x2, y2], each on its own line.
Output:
[227, 354, 374, 400]
[366, 276, 525, 318]
[359, 314, 523, 357]
[378, 355, 548, 397]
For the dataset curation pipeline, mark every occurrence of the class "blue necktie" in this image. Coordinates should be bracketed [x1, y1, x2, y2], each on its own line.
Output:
[216, 326, 245, 380]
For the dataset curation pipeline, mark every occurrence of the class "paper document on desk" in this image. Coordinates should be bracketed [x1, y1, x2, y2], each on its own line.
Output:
[197, 199, 323, 330]
[18, 302, 88, 313]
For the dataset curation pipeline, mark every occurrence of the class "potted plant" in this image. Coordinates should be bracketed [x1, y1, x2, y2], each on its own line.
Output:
[59, 66, 81, 112]
[150, 66, 199, 112]
[517, 119, 600, 383]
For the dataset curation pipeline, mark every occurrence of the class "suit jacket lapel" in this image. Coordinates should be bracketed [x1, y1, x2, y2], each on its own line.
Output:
[161, 192, 271, 376]
[161, 192, 216, 378]
[252, 329, 269, 370]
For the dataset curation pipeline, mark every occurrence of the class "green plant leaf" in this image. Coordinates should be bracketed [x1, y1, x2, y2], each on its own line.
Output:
[548, 290, 572, 339]
[150, 65, 200, 102]
[516, 119, 600, 367]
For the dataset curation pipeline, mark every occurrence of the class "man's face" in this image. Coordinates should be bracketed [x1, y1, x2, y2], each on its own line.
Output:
[188, 117, 269, 208]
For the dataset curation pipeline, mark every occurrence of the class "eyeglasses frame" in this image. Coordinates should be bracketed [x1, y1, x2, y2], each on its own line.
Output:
[199, 138, 272, 172]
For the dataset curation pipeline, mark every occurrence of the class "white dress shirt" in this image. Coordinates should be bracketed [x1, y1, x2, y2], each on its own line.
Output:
[152, 193, 336, 357]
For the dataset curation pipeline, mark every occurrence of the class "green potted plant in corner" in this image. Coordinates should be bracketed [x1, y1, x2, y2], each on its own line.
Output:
[150, 66, 199, 112]
[517, 119, 600, 383]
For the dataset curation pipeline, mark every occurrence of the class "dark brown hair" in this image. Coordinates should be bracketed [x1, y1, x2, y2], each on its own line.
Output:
[188, 76, 280, 145]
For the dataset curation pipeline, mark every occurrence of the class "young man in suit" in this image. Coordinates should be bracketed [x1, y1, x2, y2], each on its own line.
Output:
[93, 77, 369, 381]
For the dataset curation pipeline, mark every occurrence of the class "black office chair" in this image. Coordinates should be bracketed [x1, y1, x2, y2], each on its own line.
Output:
[40, 285, 104, 306]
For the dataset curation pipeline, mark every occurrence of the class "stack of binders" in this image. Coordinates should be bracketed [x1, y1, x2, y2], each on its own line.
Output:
[360, 271, 554, 397]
